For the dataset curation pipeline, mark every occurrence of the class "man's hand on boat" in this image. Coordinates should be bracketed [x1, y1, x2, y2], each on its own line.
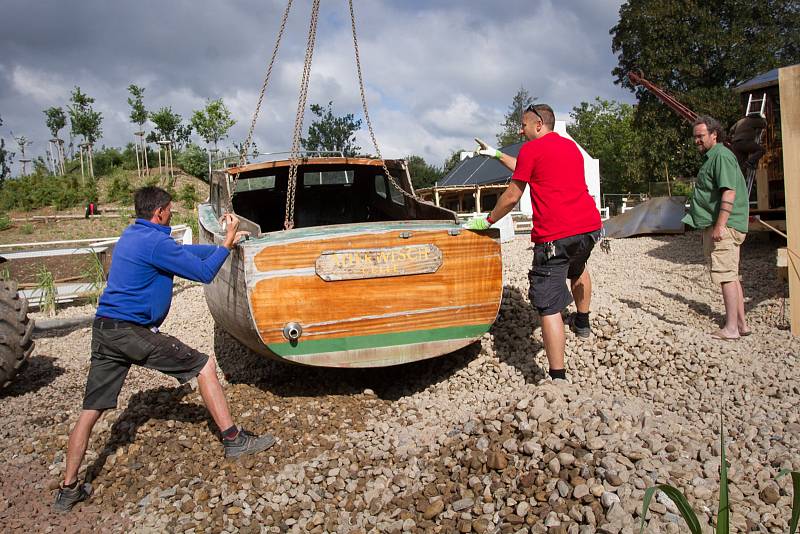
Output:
[463, 215, 491, 231]
[220, 213, 251, 249]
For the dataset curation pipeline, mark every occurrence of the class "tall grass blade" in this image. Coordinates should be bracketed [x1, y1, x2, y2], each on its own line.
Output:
[717, 416, 729, 533]
[640, 484, 702, 534]
[778, 469, 800, 534]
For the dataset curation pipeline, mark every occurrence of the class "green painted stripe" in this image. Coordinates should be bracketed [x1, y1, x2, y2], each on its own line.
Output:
[267, 324, 490, 357]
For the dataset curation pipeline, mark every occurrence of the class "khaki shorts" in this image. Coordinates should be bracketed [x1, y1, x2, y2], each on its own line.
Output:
[702, 226, 746, 284]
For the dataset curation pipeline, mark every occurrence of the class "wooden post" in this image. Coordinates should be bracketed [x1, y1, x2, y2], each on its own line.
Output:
[79, 144, 86, 184]
[475, 185, 482, 213]
[756, 168, 769, 209]
[779, 64, 800, 336]
[434, 187, 440, 207]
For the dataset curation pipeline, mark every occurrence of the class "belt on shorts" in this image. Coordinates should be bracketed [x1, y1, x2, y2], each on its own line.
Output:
[94, 317, 159, 333]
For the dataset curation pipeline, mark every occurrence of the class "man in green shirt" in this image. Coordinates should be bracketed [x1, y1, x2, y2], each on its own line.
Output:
[682, 115, 751, 340]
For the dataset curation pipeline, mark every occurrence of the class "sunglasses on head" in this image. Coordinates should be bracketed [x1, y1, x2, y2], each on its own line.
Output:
[524, 105, 544, 122]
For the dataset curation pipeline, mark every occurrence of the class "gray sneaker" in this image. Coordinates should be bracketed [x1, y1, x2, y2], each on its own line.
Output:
[565, 313, 591, 338]
[223, 429, 276, 458]
[53, 482, 92, 512]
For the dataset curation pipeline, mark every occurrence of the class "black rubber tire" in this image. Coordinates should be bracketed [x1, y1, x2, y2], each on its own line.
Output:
[0, 281, 35, 389]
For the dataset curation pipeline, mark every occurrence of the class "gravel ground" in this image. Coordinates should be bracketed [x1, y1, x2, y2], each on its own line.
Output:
[1, 231, 797, 533]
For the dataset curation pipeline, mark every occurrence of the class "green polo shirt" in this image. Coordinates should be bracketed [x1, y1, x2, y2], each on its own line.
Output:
[682, 143, 749, 233]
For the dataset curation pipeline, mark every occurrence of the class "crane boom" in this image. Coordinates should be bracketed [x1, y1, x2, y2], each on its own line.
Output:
[627, 71, 698, 124]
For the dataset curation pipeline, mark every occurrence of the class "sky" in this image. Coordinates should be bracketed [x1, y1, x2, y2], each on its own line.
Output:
[0, 0, 635, 172]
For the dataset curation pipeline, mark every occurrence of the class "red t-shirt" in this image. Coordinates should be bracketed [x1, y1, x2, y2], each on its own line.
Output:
[511, 132, 601, 244]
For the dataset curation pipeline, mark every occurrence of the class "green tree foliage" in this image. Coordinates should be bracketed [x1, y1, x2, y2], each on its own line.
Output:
[68, 86, 103, 144]
[610, 0, 800, 179]
[147, 107, 192, 147]
[497, 87, 536, 147]
[0, 115, 12, 187]
[127, 84, 148, 129]
[567, 98, 646, 193]
[43, 107, 67, 139]
[301, 101, 362, 156]
[406, 155, 443, 189]
[176, 143, 210, 180]
[442, 150, 463, 176]
[191, 98, 235, 150]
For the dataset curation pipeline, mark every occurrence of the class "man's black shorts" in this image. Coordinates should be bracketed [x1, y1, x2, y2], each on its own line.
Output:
[528, 229, 601, 316]
[83, 318, 209, 410]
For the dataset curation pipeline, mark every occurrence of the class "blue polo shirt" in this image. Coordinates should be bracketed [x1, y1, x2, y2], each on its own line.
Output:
[96, 219, 229, 326]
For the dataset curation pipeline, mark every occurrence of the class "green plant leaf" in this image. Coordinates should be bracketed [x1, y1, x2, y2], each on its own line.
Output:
[640, 484, 702, 534]
[778, 469, 800, 534]
[717, 416, 729, 534]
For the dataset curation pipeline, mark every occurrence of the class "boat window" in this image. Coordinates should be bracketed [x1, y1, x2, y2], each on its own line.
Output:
[235, 175, 276, 192]
[388, 178, 405, 206]
[374, 174, 387, 198]
[303, 170, 353, 186]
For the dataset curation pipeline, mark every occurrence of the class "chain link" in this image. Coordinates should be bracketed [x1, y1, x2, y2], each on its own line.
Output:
[349, 0, 416, 203]
[227, 0, 294, 210]
[284, 0, 321, 230]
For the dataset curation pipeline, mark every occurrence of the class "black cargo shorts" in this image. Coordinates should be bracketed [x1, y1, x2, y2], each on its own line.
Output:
[528, 229, 601, 316]
[83, 317, 209, 410]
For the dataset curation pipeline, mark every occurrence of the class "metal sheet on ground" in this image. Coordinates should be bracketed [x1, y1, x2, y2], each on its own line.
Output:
[602, 196, 687, 238]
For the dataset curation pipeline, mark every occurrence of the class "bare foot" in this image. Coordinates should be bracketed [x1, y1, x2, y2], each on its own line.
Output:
[711, 329, 740, 341]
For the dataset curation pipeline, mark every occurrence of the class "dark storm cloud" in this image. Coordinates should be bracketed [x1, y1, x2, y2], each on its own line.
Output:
[0, 0, 632, 169]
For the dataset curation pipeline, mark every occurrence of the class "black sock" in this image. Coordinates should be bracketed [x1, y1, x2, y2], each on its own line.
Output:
[222, 425, 239, 441]
[574, 311, 590, 328]
[549, 368, 566, 380]
[63, 480, 78, 489]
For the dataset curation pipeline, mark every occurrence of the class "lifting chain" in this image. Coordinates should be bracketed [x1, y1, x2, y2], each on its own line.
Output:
[227, 0, 294, 211]
[349, 0, 417, 203]
[284, 0, 321, 230]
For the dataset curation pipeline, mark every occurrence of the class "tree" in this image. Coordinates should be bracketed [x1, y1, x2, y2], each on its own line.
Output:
[127, 84, 150, 176]
[610, 0, 800, 179]
[301, 101, 362, 156]
[191, 98, 236, 150]
[567, 98, 646, 194]
[442, 150, 463, 176]
[68, 86, 102, 144]
[127, 85, 148, 128]
[147, 107, 191, 146]
[44, 107, 67, 139]
[496, 87, 536, 147]
[0, 115, 13, 187]
[406, 155, 443, 189]
[43, 107, 67, 175]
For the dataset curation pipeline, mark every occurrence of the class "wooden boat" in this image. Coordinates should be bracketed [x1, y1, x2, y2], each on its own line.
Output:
[199, 156, 503, 367]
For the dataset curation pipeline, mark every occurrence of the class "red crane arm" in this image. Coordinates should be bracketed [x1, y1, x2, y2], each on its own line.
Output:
[627, 71, 698, 124]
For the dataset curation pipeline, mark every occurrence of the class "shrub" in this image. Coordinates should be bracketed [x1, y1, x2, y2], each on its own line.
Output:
[20, 223, 33, 235]
[107, 171, 133, 204]
[0, 213, 10, 231]
[0, 170, 94, 211]
[178, 183, 199, 209]
[176, 143, 209, 181]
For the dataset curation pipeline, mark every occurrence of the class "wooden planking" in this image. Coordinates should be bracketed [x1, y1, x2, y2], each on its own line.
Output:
[779, 65, 800, 336]
[248, 229, 501, 344]
[253, 227, 492, 271]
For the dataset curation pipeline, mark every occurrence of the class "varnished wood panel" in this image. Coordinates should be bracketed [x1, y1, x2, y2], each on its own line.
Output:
[248, 229, 501, 344]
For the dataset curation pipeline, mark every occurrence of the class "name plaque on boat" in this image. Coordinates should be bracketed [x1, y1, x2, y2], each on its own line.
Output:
[315, 244, 442, 281]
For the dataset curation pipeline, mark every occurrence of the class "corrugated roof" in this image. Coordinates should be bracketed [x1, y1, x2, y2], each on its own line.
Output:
[735, 68, 779, 93]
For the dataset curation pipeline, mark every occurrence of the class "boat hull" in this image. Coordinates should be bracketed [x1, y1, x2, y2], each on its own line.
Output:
[199, 204, 502, 367]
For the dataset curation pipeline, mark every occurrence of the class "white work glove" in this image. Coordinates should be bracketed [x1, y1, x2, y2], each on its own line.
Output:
[462, 215, 491, 230]
[474, 138, 501, 159]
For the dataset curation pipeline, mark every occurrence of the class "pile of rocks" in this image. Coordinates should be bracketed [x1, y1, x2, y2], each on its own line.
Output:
[0, 232, 797, 533]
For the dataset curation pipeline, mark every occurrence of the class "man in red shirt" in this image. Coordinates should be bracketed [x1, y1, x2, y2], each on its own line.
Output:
[465, 104, 602, 381]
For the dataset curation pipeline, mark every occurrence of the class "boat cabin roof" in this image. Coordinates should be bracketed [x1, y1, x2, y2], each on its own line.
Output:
[225, 157, 405, 175]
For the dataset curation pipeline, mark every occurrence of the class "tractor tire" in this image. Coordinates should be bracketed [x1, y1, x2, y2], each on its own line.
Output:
[0, 281, 35, 389]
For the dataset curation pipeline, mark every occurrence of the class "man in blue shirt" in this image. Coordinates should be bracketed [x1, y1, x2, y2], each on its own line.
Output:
[55, 187, 276, 512]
